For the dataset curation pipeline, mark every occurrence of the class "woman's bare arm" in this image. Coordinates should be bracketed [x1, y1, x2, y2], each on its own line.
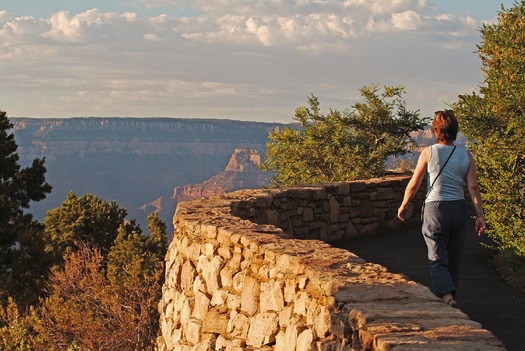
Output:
[398, 147, 430, 221]
[466, 152, 486, 235]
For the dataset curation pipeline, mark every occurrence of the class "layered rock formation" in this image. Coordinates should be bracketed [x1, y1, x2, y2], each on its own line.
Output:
[172, 148, 270, 203]
[10, 117, 440, 232]
[11, 117, 285, 231]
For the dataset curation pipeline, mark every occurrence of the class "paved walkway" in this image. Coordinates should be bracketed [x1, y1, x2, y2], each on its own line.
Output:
[335, 222, 525, 351]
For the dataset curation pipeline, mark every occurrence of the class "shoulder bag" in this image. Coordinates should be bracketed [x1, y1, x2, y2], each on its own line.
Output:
[421, 146, 457, 221]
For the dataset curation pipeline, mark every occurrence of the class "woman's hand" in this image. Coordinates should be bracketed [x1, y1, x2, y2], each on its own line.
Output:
[475, 216, 486, 236]
[397, 205, 407, 222]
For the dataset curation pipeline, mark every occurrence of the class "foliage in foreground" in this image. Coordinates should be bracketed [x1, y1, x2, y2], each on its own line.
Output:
[263, 85, 427, 187]
[0, 212, 167, 351]
[493, 249, 525, 293]
[453, 1, 525, 256]
[0, 110, 52, 304]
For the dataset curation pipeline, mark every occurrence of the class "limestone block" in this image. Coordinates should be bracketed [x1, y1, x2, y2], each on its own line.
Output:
[296, 276, 307, 289]
[246, 312, 279, 347]
[338, 213, 350, 223]
[316, 339, 345, 351]
[220, 266, 234, 288]
[275, 321, 298, 351]
[358, 222, 379, 236]
[192, 290, 210, 320]
[160, 317, 175, 350]
[197, 255, 226, 294]
[267, 209, 280, 226]
[210, 289, 228, 306]
[201, 307, 229, 334]
[217, 228, 233, 246]
[260, 280, 284, 312]
[278, 306, 293, 327]
[372, 187, 394, 200]
[180, 296, 191, 324]
[186, 244, 202, 263]
[275, 254, 304, 275]
[258, 264, 270, 279]
[193, 276, 207, 296]
[230, 233, 242, 244]
[218, 246, 232, 260]
[339, 183, 351, 195]
[232, 272, 245, 292]
[306, 298, 320, 327]
[228, 251, 243, 270]
[205, 242, 215, 257]
[296, 329, 314, 351]
[226, 293, 241, 310]
[294, 291, 309, 316]
[172, 343, 191, 351]
[162, 294, 175, 322]
[176, 236, 190, 257]
[284, 279, 298, 303]
[240, 235, 253, 248]
[243, 247, 254, 261]
[345, 221, 358, 238]
[329, 313, 347, 340]
[268, 266, 280, 279]
[215, 335, 243, 351]
[293, 216, 304, 227]
[157, 335, 167, 351]
[240, 275, 260, 316]
[240, 259, 251, 271]
[166, 255, 184, 289]
[313, 306, 331, 339]
[181, 260, 197, 294]
[185, 319, 202, 345]
[330, 196, 340, 223]
[201, 223, 218, 239]
[303, 207, 314, 222]
[190, 335, 214, 351]
[227, 310, 250, 339]
[162, 329, 182, 351]
[346, 301, 469, 331]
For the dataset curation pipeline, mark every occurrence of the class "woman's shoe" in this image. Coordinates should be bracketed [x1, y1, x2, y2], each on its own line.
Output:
[442, 293, 459, 308]
[446, 298, 459, 308]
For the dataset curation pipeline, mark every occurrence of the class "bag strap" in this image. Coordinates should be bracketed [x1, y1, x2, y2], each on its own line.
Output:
[425, 145, 456, 200]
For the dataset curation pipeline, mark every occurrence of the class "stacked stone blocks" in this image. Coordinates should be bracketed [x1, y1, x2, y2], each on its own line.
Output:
[158, 175, 505, 351]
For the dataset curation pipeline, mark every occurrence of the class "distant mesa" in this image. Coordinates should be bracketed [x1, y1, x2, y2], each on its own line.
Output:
[172, 148, 270, 203]
[140, 196, 163, 212]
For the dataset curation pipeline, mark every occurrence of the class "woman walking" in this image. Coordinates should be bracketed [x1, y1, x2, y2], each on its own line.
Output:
[397, 110, 486, 308]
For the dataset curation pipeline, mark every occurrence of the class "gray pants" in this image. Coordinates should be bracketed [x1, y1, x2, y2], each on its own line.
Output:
[422, 200, 468, 298]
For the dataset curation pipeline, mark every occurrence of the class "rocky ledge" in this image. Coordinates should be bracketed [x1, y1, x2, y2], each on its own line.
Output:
[158, 176, 505, 351]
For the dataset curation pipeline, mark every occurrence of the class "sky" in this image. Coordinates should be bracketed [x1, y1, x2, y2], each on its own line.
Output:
[0, 0, 517, 123]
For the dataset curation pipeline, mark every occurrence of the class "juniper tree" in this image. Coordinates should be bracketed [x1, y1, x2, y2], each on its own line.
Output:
[0, 110, 52, 304]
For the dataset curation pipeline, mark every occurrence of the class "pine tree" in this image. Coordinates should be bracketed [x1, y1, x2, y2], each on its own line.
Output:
[454, 2, 525, 255]
[0, 110, 52, 303]
[263, 86, 427, 186]
[43, 192, 127, 267]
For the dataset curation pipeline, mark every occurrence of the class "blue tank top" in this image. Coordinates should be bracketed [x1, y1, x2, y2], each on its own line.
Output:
[426, 144, 470, 202]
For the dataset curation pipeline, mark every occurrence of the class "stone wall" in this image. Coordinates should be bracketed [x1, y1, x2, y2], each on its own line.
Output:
[158, 175, 504, 351]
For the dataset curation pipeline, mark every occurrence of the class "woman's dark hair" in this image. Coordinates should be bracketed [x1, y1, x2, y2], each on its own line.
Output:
[432, 110, 458, 143]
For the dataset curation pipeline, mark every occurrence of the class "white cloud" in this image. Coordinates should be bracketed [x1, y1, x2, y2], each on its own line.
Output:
[0, 0, 501, 121]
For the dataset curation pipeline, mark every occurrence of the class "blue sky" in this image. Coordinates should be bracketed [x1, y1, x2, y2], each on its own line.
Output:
[0, 0, 517, 122]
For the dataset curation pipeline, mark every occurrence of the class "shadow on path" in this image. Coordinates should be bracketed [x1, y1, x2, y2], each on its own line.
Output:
[335, 220, 525, 351]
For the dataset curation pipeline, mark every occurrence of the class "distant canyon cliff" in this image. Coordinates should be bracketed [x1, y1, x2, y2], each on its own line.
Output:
[12, 117, 286, 232]
[11, 117, 439, 233]
[171, 148, 269, 204]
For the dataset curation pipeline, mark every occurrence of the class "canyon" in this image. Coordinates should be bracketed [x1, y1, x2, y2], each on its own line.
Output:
[12, 117, 285, 231]
[11, 117, 441, 232]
